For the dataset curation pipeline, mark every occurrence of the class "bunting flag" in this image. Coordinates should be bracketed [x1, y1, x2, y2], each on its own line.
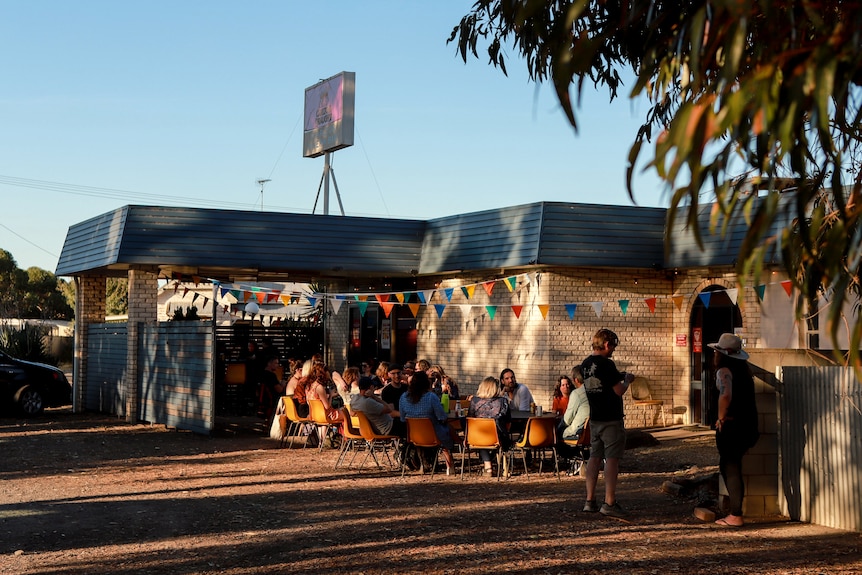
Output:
[357, 301, 369, 316]
[380, 302, 395, 317]
[538, 304, 550, 319]
[395, 292, 406, 303]
[266, 292, 279, 303]
[618, 299, 629, 316]
[280, 294, 291, 306]
[444, 288, 454, 302]
[781, 280, 793, 297]
[505, 276, 517, 292]
[434, 304, 446, 318]
[192, 275, 201, 286]
[183, 287, 190, 297]
[755, 285, 766, 301]
[357, 295, 368, 302]
[254, 291, 266, 304]
[203, 297, 209, 308]
[191, 293, 199, 304]
[698, 292, 712, 309]
[726, 288, 739, 305]
[592, 302, 604, 317]
[418, 290, 434, 304]
[307, 297, 318, 308]
[482, 281, 495, 296]
[672, 295, 684, 311]
[173, 282, 180, 294]
[645, 297, 657, 313]
[485, 305, 497, 320]
[242, 291, 252, 302]
[461, 285, 475, 300]
[375, 293, 390, 304]
[565, 303, 577, 319]
[222, 305, 229, 314]
[220, 287, 230, 299]
[408, 303, 421, 317]
[330, 299, 344, 316]
[512, 305, 523, 318]
[230, 289, 242, 301]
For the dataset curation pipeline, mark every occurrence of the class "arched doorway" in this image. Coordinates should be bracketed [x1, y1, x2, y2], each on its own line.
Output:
[689, 285, 742, 425]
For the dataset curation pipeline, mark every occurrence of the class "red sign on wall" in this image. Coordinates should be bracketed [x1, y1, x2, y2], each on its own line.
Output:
[675, 333, 687, 347]
[692, 327, 703, 353]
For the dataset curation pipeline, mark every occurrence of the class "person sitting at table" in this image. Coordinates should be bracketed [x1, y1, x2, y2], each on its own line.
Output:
[467, 376, 512, 474]
[350, 376, 404, 437]
[333, 366, 359, 409]
[429, 365, 461, 400]
[305, 361, 343, 446]
[560, 366, 590, 441]
[285, 359, 310, 417]
[399, 371, 455, 475]
[553, 375, 574, 415]
[500, 368, 534, 412]
[381, 363, 407, 409]
[373, 361, 389, 392]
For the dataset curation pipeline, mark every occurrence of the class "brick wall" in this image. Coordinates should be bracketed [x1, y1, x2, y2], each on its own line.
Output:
[125, 269, 159, 423]
[73, 275, 107, 411]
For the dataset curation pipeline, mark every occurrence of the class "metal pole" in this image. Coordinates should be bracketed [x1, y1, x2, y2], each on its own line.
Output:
[323, 152, 331, 215]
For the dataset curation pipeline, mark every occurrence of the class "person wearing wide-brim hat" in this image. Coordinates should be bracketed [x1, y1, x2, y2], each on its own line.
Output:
[707, 333, 759, 527]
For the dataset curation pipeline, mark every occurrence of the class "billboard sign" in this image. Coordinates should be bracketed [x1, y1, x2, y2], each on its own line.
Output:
[303, 71, 355, 158]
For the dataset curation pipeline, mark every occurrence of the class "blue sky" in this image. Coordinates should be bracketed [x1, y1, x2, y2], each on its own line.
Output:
[1, 1, 667, 274]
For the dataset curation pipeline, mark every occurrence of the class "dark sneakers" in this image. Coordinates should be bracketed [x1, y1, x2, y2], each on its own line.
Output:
[583, 499, 599, 512]
[600, 502, 629, 517]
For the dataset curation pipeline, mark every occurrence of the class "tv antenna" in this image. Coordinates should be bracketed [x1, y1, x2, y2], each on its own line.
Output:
[256, 179, 271, 211]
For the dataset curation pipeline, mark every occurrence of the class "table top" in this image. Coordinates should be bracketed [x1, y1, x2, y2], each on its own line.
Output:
[510, 410, 560, 420]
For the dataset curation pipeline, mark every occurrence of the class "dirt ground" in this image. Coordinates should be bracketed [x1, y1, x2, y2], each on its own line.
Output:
[1, 410, 860, 575]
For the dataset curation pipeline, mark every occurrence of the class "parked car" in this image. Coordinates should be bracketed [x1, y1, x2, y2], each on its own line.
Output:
[0, 350, 71, 416]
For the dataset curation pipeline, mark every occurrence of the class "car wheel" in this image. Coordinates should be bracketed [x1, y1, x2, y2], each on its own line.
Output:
[15, 385, 44, 416]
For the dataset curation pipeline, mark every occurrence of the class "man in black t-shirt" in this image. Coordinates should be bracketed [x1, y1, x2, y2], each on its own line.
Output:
[580, 329, 635, 518]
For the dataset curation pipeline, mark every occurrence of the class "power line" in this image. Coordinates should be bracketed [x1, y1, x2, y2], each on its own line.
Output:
[0, 222, 58, 258]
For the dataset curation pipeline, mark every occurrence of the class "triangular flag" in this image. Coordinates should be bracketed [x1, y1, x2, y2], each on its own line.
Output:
[505, 276, 517, 292]
[330, 299, 344, 315]
[592, 302, 604, 317]
[512, 305, 523, 318]
[192, 275, 201, 286]
[375, 293, 390, 304]
[538, 304, 549, 319]
[726, 288, 739, 305]
[306, 297, 317, 308]
[203, 297, 209, 308]
[618, 299, 629, 315]
[672, 295, 684, 311]
[255, 291, 266, 304]
[444, 288, 454, 302]
[173, 282, 180, 294]
[395, 292, 405, 304]
[191, 292, 199, 304]
[220, 287, 230, 299]
[266, 292, 279, 303]
[230, 289, 242, 300]
[755, 285, 766, 301]
[380, 302, 395, 318]
[418, 290, 435, 304]
[781, 280, 793, 297]
[280, 294, 291, 306]
[565, 303, 577, 319]
[243, 291, 252, 302]
[182, 287, 190, 297]
[357, 301, 369, 316]
[407, 303, 421, 317]
[357, 295, 368, 302]
[645, 297, 657, 313]
[434, 304, 446, 318]
[482, 281, 495, 296]
[698, 292, 712, 308]
[486, 305, 497, 320]
[461, 285, 475, 300]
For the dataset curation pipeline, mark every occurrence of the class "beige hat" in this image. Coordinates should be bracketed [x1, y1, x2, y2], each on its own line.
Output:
[708, 333, 749, 360]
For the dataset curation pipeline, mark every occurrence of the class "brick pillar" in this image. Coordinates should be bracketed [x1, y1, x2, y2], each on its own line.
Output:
[125, 269, 158, 423]
[73, 276, 107, 412]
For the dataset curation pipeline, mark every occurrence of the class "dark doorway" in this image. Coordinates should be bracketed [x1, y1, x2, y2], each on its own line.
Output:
[689, 286, 742, 426]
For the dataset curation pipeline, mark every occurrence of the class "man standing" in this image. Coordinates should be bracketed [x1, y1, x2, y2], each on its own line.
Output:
[581, 329, 635, 518]
[500, 368, 534, 411]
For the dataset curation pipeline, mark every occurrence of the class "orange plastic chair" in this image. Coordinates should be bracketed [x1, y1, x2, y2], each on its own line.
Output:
[308, 399, 340, 452]
[354, 411, 400, 470]
[403, 418, 444, 477]
[335, 407, 365, 469]
[461, 417, 505, 480]
[512, 416, 560, 480]
[282, 396, 312, 448]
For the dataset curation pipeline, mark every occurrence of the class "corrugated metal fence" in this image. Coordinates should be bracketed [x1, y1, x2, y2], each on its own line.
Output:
[778, 366, 862, 532]
[86, 322, 213, 434]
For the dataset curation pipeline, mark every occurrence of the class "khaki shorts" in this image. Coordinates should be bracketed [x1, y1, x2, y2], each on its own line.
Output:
[589, 419, 626, 459]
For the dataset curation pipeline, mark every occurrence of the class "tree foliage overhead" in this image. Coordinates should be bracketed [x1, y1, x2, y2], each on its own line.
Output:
[0, 249, 73, 320]
[450, 0, 862, 361]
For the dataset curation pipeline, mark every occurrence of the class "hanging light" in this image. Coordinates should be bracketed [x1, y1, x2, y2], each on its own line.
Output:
[245, 301, 260, 315]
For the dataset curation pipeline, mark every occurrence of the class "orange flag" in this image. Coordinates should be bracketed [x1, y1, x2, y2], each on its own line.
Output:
[512, 305, 523, 318]
[672, 295, 684, 311]
[380, 302, 395, 317]
[538, 304, 550, 319]
[482, 281, 495, 296]
[407, 303, 420, 317]
[375, 294, 390, 304]
[781, 280, 793, 297]
[645, 297, 657, 313]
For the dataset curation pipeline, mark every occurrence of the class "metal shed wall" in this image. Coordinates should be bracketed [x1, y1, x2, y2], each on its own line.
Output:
[85, 323, 128, 414]
[778, 366, 862, 532]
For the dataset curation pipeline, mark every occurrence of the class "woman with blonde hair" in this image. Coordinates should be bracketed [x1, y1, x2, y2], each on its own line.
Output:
[467, 376, 511, 474]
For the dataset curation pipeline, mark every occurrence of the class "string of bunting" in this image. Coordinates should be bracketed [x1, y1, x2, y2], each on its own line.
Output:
[162, 271, 796, 322]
